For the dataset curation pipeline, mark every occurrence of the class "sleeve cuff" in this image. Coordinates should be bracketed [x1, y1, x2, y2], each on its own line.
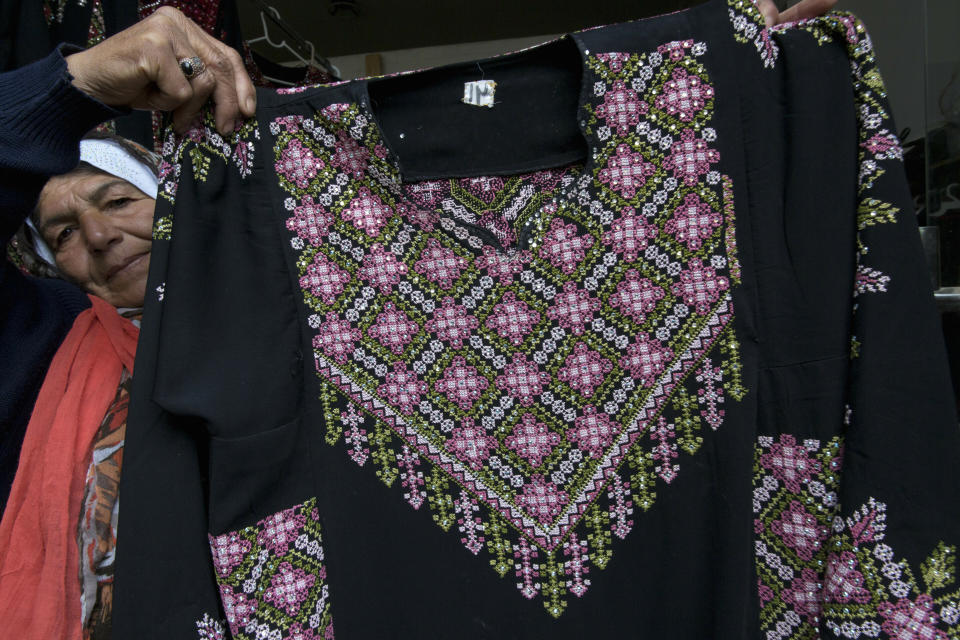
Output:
[0, 45, 127, 176]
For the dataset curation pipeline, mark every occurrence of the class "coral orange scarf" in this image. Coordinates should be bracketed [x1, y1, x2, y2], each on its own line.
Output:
[0, 295, 138, 640]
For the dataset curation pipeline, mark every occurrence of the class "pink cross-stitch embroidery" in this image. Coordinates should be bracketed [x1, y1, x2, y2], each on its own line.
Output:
[539, 218, 595, 274]
[486, 291, 541, 346]
[435, 356, 490, 411]
[558, 343, 612, 398]
[602, 206, 658, 262]
[770, 501, 828, 562]
[664, 192, 722, 250]
[263, 562, 318, 616]
[598, 144, 656, 200]
[425, 297, 478, 349]
[823, 551, 871, 604]
[655, 67, 714, 122]
[286, 195, 333, 247]
[672, 258, 729, 314]
[209, 533, 252, 578]
[314, 313, 361, 365]
[595, 80, 648, 135]
[505, 413, 560, 468]
[447, 418, 498, 468]
[359, 244, 407, 295]
[619, 333, 673, 386]
[367, 302, 419, 356]
[517, 475, 569, 526]
[378, 362, 428, 415]
[496, 352, 550, 407]
[547, 282, 599, 336]
[300, 252, 351, 305]
[759, 434, 821, 494]
[341, 187, 391, 237]
[276, 138, 324, 189]
[414, 238, 468, 289]
[879, 595, 949, 640]
[609, 270, 665, 325]
[664, 128, 720, 187]
[329, 129, 370, 179]
[567, 406, 617, 457]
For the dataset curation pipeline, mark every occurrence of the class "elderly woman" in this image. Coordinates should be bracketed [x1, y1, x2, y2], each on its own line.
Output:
[0, 1, 835, 637]
[0, 8, 255, 638]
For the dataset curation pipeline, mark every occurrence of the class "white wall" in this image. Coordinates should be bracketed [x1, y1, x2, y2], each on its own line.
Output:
[327, 34, 558, 81]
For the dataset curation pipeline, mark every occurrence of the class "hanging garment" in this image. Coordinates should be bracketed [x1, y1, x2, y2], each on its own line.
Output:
[115, 1, 960, 638]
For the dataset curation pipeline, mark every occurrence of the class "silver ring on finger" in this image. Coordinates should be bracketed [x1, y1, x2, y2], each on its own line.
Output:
[178, 56, 205, 80]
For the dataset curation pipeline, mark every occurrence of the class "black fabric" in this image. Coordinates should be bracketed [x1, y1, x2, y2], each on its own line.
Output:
[369, 37, 586, 181]
[117, 2, 960, 638]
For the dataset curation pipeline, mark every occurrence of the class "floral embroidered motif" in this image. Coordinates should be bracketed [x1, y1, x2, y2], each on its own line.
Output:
[425, 297, 478, 348]
[557, 342, 613, 398]
[154, 114, 259, 240]
[208, 498, 334, 639]
[594, 81, 648, 135]
[435, 356, 490, 411]
[287, 196, 334, 247]
[414, 238, 469, 289]
[601, 206, 659, 262]
[654, 67, 714, 122]
[300, 253, 351, 305]
[546, 282, 600, 336]
[274, 38, 746, 618]
[598, 143, 656, 200]
[538, 218, 595, 274]
[276, 138, 325, 189]
[664, 192, 722, 250]
[754, 435, 960, 639]
[664, 128, 721, 187]
[367, 302, 419, 356]
[609, 270, 665, 325]
[497, 353, 550, 407]
[505, 413, 560, 467]
[485, 291, 541, 346]
[341, 187, 391, 237]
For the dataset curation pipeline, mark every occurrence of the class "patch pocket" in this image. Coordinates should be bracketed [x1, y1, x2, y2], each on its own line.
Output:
[208, 417, 310, 535]
[757, 356, 850, 440]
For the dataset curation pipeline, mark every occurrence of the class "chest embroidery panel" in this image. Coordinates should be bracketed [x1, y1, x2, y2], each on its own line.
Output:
[270, 40, 746, 618]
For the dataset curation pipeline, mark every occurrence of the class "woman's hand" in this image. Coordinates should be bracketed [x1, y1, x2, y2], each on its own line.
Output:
[65, 6, 255, 134]
[757, 0, 839, 27]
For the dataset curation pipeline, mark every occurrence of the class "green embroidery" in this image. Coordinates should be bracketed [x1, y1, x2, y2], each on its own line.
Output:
[857, 198, 899, 230]
[921, 542, 957, 593]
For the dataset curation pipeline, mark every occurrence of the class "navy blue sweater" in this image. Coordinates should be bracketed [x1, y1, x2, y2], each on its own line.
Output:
[0, 47, 121, 512]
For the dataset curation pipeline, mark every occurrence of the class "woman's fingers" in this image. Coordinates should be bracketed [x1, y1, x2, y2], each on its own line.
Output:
[65, 6, 255, 134]
[778, 0, 839, 24]
[756, 0, 780, 28]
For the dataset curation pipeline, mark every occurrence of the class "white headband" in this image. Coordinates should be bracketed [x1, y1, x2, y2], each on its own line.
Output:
[27, 138, 159, 266]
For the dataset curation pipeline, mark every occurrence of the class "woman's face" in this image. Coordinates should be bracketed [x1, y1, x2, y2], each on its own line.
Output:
[35, 170, 155, 308]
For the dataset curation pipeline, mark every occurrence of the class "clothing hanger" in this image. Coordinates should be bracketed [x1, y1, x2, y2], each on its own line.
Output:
[244, 0, 340, 81]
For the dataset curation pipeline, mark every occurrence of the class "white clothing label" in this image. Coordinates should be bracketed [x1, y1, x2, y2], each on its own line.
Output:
[462, 80, 497, 108]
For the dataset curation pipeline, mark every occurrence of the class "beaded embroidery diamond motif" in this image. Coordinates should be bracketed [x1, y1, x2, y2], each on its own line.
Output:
[273, 41, 746, 617]
[206, 499, 335, 639]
